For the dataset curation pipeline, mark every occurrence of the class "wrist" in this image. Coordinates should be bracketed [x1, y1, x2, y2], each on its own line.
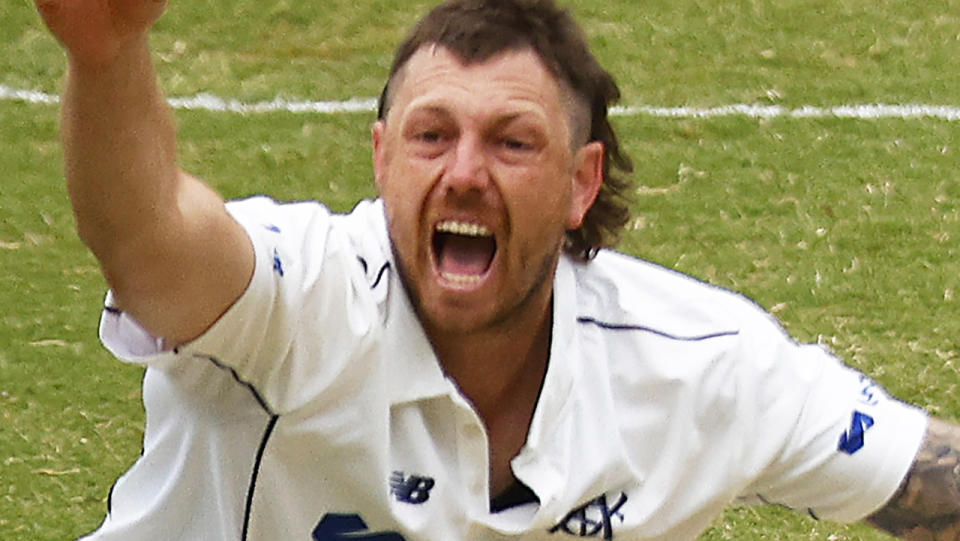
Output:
[66, 31, 153, 73]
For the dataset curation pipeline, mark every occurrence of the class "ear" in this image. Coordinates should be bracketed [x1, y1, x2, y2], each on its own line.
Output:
[372, 120, 387, 191]
[567, 140, 604, 229]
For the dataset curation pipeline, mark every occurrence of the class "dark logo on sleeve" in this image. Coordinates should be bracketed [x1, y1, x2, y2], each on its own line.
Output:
[549, 492, 628, 539]
[837, 377, 883, 455]
[838, 410, 875, 454]
[272, 248, 285, 277]
[857, 376, 881, 406]
[389, 471, 435, 504]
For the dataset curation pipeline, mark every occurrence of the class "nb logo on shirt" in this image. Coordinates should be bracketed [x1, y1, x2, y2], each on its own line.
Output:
[389, 471, 435, 504]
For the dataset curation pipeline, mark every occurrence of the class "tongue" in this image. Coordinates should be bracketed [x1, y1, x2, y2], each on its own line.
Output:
[438, 234, 495, 276]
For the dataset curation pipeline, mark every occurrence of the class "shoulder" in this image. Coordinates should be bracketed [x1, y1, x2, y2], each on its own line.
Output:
[569, 249, 775, 340]
[225, 196, 389, 264]
[226, 195, 383, 236]
[216, 196, 392, 330]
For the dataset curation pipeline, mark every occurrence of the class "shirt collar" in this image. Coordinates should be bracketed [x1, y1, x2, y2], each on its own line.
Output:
[377, 211, 583, 513]
[379, 233, 579, 415]
[508, 256, 579, 511]
[383, 271, 453, 405]
[371, 201, 452, 405]
[529, 255, 578, 444]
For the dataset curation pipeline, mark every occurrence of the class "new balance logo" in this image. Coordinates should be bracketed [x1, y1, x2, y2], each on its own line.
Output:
[389, 471, 435, 504]
[272, 248, 285, 277]
[550, 492, 628, 539]
[838, 410, 875, 455]
[857, 376, 881, 406]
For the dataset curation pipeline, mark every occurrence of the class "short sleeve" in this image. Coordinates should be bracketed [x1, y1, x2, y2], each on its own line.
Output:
[100, 197, 292, 364]
[737, 312, 928, 522]
[98, 196, 382, 413]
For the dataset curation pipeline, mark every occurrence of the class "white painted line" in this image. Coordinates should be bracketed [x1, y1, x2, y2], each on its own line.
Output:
[0, 84, 61, 105]
[4, 84, 960, 120]
[165, 93, 379, 114]
[612, 103, 960, 120]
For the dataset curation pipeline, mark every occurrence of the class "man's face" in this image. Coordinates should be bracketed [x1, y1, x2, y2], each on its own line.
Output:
[373, 45, 602, 337]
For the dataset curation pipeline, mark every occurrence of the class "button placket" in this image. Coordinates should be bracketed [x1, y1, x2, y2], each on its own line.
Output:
[451, 393, 490, 515]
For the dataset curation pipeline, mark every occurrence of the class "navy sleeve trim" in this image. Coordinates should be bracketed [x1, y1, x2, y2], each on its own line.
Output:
[194, 354, 276, 416]
[577, 316, 739, 342]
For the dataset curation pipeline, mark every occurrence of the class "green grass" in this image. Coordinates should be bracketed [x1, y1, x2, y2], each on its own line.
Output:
[2, 0, 959, 539]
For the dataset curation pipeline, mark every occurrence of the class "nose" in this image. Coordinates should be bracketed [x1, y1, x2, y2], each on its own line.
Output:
[444, 133, 489, 194]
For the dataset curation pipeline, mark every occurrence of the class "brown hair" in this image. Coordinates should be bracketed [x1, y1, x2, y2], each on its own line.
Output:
[377, 0, 635, 260]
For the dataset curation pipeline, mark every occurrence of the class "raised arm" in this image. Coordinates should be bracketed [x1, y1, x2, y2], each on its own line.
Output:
[868, 417, 960, 540]
[37, 0, 254, 345]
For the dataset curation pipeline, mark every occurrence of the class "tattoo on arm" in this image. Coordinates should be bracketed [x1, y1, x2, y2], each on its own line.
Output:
[867, 418, 960, 539]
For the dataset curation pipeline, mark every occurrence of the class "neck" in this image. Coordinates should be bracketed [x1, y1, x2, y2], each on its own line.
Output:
[423, 285, 555, 499]
[429, 297, 553, 421]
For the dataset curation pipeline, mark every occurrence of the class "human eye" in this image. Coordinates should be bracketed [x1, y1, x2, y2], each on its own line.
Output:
[404, 122, 443, 144]
[403, 109, 451, 143]
[402, 115, 452, 158]
[411, 129, 450, 160]
[497, 127, 542, 156]
[495, 117, 544, 157]
[416, 130, 443, 144]
[502, 137, 533, 151]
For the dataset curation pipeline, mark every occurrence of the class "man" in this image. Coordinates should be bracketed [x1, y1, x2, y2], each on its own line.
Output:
[34, 0, 960, 539]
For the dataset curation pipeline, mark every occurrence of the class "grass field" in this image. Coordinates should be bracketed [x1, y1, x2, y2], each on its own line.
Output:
[1, 0, 959, 539]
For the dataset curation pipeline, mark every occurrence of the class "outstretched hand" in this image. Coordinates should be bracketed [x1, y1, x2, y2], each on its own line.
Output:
[35, 0, 168, 65]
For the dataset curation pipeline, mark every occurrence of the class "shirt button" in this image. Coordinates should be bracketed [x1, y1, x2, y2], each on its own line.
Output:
[471, 479, 484, 495]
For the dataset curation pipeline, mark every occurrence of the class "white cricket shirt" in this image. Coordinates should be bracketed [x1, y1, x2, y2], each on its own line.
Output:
[83, 197, 927, 541]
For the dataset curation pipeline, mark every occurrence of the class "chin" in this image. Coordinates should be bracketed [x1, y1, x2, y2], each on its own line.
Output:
[422, 301, 496, 335]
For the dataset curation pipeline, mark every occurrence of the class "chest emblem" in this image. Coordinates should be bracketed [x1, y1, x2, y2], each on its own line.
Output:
[549, 492, 628, 539]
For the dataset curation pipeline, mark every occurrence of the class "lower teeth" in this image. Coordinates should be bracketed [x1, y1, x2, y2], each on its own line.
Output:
[441, 272, 482, 284]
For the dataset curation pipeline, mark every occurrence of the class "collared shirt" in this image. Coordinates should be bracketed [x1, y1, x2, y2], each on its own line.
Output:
[84, 197, 927, 541]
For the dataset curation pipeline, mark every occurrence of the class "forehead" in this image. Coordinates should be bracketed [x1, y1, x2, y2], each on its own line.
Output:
[388, 45, 571, 124]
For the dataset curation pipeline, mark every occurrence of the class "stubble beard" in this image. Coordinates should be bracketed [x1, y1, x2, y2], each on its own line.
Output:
[390, 238, 561, 340]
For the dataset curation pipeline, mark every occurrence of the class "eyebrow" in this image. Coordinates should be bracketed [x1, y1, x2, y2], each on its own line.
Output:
[404, 104, 452, 119]
[489, 113, 548, 135]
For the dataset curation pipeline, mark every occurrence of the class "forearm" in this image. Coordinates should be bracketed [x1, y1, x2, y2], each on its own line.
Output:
[868, 417, 960, 540]
[61, 33, 181, 259]
[38, 0, 252, 345]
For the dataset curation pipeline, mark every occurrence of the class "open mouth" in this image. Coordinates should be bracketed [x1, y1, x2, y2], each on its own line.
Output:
[432, 220, 497, 285]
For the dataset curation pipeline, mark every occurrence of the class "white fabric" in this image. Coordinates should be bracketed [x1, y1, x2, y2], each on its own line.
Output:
[83, 196, 927, 541]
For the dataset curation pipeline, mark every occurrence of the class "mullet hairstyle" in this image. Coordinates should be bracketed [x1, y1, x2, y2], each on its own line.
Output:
[377, 0, 635, 261]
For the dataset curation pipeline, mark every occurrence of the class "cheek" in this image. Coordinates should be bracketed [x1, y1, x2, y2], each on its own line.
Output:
[505, 178, 572, 248]
[383, 154, 443, 193]
[384, 191, 420, 243]
[380, 161, 423, 205]
[513, 167, 574, 220]
[380, 165, 434, 245]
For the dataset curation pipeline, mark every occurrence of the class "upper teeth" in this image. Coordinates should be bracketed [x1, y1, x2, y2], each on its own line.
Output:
[436, 221, 491, 237]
